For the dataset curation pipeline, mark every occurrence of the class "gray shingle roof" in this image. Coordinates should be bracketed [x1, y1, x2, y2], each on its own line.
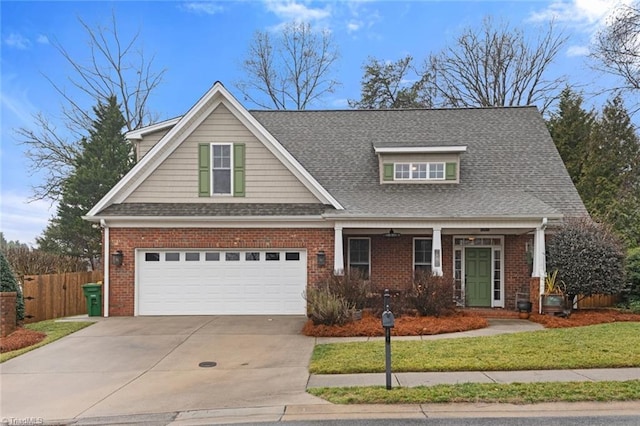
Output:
[250, 107, 588, 219]
[98, 203, 330, 217]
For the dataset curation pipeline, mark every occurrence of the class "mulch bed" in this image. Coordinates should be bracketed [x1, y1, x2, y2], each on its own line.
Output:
[1, 328, 46, 353]
[303, 308, 640, 337]
[303, 311, 489, 337]
[529, 309, 640, 328]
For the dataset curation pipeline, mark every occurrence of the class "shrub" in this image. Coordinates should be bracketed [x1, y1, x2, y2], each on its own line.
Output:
[0, 251, 24, 321]
[321, 270, 370, 310]
[547, 218, 625, 305]
[625, 247, 640, 300]
[304, 286, 353, 326]
[408, 272, 456, 317]
[2, 247, 88, 277]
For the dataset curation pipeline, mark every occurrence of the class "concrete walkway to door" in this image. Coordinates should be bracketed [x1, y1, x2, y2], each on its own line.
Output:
[0, 316, 325, 423]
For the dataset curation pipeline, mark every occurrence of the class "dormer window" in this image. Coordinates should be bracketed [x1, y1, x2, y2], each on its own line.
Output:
[375, 146, 466, 184]
[395, 162, 445, 180]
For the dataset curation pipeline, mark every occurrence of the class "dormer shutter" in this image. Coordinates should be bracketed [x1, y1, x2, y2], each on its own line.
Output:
[445, 162, 457, 181]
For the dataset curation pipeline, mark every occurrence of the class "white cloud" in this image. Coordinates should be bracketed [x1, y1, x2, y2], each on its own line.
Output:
[347, 20, 362, 33]
[567, 45, 590, 56]
[263, 0, 331, 23]
[4, 33, 31, 50]
[182, 1, 225, 15]
[0, 86, 36, 127]
[0, 191, 54, 247]
[36, 34, 49, 44]
[529, 0, 631, 26]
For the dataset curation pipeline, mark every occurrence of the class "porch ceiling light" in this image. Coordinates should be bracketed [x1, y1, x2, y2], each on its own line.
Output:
[383, 229, 401, 238]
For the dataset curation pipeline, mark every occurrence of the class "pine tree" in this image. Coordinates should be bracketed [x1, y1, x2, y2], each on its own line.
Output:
[546, 88, 596, 186]
[38, 96, 132, 268]
[0, 251, 24, 321]
[580, 95, 640, 247]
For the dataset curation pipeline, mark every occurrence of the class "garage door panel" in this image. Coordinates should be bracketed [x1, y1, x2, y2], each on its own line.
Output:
[138, 250, 307, 315]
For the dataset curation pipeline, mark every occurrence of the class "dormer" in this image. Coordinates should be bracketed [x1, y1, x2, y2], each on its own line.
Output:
[375, 146, 467, 184]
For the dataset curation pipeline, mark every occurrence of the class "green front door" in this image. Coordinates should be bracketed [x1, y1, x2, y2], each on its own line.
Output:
[466, 248, 492, 307]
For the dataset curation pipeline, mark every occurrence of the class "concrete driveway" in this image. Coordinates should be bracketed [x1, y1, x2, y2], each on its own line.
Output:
[0, 316, 323, 422]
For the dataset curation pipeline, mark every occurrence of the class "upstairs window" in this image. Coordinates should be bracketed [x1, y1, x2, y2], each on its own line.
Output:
[212, 144, 232, 195]
[394, 163, 445, 181]
[198, 143, 245, 197]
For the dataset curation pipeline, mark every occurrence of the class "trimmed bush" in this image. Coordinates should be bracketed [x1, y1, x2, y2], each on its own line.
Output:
[547, 218, 625, 306]
[408, 272, 456, 317]
[0, 251, 24, 321]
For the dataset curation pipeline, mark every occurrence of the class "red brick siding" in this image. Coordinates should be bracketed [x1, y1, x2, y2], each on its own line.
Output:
[107, 227, 333, 316]
[107, 228, 533, 316]
[504, 234, 533, 309]
[0, 292, 17, 337]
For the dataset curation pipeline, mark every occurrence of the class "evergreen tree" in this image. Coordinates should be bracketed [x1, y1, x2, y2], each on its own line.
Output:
[37, 96, 132, 268]
[546, 88, 595, 186]
[580, 95, 640, 247]
[0, 251, 24, 321]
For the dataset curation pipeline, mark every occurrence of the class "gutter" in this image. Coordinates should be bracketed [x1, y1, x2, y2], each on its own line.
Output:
[100, 219, 109, 317]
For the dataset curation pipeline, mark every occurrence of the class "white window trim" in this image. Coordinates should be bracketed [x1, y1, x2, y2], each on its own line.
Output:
[348, 237, 371, 278]
[394, 162, 446, 181]
[211, 142, 234, 196]
[413, 237, 433, 272]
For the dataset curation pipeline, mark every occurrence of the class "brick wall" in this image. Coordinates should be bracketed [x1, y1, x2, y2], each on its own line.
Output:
[504, 234, 533, 310]
[0, 292, 17, 337]
[107, 228, 534, 316]
[107, 227, 334, 316]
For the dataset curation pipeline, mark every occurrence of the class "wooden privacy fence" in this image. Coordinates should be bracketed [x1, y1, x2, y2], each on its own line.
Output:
[22, 271, 103, 323]
[577, 294, 621, 309]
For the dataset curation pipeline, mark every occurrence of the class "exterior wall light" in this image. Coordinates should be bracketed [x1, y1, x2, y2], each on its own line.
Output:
[317, 250, 326, 267]
[111, 250, 124, 267]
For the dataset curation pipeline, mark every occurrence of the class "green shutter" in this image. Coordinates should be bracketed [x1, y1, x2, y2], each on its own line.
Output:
[198, 144, 210, 196]
[445, 162, 457, 181]
[383, 164, 394, 181]
[233, 143, 245, 197]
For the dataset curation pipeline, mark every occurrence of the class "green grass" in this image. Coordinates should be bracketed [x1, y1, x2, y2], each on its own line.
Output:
[310, 322, 640, 374]
[1, 320, 94, 363]
[308, 380, 640, 404]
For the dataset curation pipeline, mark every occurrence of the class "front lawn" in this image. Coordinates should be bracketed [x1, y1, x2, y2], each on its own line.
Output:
[310, 322, 640, 374]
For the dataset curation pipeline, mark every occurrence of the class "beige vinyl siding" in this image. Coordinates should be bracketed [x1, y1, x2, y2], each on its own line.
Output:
[124, 104, 320, 203]
[136, 128, 173, 161]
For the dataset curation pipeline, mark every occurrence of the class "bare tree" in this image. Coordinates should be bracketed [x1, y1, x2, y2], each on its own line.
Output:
[236, 22, 340, 110]
[17, 12, 165, 201]
[427, 17, 567, 114]
[591, 2, 640, 114]
[348, 55, 432, 109]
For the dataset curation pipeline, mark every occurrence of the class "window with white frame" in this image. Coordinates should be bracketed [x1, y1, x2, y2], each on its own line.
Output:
[395, 162, 445, 180]
[348, 238, 370, 279]
[414, 238, 433, 273]
[212, 144, 232, 194]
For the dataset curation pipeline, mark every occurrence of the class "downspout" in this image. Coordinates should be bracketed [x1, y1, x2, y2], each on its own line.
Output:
[101, 219, 110, 318]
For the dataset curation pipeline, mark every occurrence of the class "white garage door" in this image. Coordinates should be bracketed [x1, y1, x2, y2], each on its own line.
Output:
[137, 249, 307, 315]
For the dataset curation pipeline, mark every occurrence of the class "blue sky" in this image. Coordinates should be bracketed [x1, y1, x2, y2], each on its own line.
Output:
[0, 0, 632, 246]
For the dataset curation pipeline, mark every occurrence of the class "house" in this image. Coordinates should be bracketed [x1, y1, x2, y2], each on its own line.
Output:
[85, 82, 588, 317]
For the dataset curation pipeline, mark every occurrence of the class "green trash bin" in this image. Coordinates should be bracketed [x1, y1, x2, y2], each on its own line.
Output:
[82, 283, 102, 317]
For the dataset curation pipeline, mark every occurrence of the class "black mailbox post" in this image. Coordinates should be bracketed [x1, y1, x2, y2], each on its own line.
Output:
[381, 289, 395, 390]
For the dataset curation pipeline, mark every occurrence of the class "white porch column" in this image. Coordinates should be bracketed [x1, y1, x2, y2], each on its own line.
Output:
[533, 218, 548, 312]
[334, 225, 344, 275]
[432, 227, 443, 276]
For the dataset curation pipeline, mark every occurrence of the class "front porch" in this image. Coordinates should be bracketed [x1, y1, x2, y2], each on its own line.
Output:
[329, 219, 548, 311]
